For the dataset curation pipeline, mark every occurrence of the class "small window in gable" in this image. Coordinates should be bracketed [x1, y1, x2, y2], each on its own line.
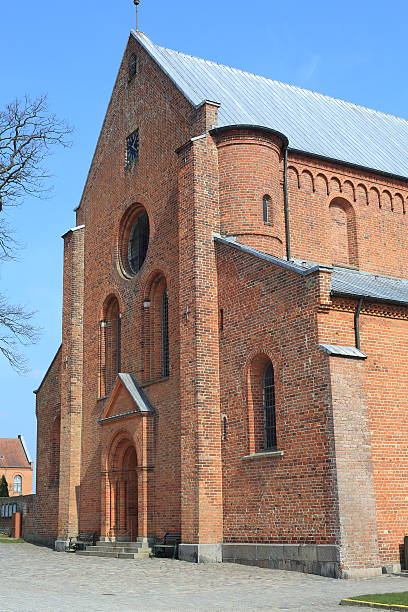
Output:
[128, 53, 138, 82]
[262, 195, 272, 224]
[126, 129, 139, 167]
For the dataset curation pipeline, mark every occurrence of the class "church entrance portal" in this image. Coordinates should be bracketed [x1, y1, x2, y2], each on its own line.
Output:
[105, 440, 138, 541]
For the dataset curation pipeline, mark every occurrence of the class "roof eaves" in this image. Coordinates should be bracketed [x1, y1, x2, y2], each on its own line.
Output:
[214, 234, 332, 276]
[289, 148, 408, 185]
[331, 289, 408, 307]
[210, 124, 289, 148]
[131, 30, 199, 109]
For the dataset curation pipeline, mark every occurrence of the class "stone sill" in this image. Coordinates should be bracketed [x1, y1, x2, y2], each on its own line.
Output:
[242, 450, 284, 460]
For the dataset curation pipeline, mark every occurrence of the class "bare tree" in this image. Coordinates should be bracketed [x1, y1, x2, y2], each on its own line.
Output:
[0, 94, 72, 371]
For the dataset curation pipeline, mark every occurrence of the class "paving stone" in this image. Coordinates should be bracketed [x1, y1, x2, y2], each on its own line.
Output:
[1, 542, 408, 612]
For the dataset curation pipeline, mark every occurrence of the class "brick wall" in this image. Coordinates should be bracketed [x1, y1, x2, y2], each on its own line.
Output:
[216, 244, 338, 545]
[75, 34, 195, 539]
[33, 348, 61, 544]
[287, 153, 408, 278]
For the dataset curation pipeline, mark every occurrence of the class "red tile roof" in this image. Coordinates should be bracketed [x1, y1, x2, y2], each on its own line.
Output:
[0, 438, 31, 469]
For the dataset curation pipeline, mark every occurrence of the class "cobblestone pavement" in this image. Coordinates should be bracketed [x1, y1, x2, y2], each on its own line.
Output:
[1, 543, 408, 612]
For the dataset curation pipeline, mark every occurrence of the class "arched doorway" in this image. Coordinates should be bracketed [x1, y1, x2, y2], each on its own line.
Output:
[105, 437, 138, 541]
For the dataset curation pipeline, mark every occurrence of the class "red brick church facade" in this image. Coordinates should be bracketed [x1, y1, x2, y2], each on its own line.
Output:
[30, 30, 408, 578]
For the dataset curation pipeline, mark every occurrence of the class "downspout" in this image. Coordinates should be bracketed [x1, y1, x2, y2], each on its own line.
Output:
[283, 145, 291, 261]
[354, 297, 364, 350]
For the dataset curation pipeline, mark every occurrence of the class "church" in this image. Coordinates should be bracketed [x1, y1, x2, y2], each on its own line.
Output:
[29, 27, 408, 579]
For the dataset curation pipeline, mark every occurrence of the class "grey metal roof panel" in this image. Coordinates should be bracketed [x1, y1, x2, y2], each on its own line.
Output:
[118, 373, 154, 413]
[134, 31, 408, 179]
[319, 344, 367, 359]
[331, 267, 408, 305]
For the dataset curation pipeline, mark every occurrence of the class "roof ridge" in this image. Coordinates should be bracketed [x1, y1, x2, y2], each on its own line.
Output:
[153, 41, 408, 126]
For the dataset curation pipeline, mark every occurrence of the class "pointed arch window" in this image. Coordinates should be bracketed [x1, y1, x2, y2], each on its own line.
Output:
[100, 296, 121, 397]
[263, 362, 277, 449]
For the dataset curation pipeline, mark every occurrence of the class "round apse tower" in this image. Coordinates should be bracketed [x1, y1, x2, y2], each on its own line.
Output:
[211, 126, 288, 258]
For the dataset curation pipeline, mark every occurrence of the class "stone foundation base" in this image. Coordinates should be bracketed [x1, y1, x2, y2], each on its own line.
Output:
[179, 543, 222, 563]
[222, 543, 382, 579]
[382, 563, 402, 575]
[54, 539, 69, 552]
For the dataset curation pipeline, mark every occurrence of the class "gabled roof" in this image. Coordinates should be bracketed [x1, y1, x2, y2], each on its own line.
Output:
[134, 31, 408, 180]
[0, 437, 32, 469]
[99, 373, 155, 423]
[215, 234, 408, 307]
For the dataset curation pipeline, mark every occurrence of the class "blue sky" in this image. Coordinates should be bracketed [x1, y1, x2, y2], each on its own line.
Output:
[1, 0, 407, 470]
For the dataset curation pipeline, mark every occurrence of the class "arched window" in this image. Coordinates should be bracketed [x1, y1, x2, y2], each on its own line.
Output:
[263, 362, 277, 449]
[142, 275, 169, 382]
[161, 289, 169, 377]
[262, 195, 272, 223]
[13, 475, 22, 495]
[128, 211, 149, 274]
[100, 296, 121, 397]
[119, 205, 150, 278]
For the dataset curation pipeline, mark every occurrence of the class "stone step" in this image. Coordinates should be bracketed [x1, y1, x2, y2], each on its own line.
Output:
[94, 541, 142, 549]
[76, 549, 151, 559]
[88, 545, 142, 553]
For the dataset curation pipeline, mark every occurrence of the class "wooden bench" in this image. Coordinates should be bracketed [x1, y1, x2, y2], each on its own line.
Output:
[66, 532, 97, 552]
[153, 533, 181, 559]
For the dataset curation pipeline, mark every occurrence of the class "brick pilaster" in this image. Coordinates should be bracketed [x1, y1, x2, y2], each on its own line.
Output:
[178, 134, 223, 547]
[57, 225, 84, 541]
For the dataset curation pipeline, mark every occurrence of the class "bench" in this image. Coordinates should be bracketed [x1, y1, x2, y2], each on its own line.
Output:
[0, 527, 12, 537]
[153, 533, 181, 559]
[66, 532, 97, 552]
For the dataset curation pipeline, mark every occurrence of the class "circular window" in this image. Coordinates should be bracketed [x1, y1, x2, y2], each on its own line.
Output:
[119, 206, 150, 277]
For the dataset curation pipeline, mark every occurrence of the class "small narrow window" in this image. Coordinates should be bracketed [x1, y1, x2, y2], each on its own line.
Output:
[262, 195, 272, 223]
[128, 53, 138, 81]
[263, 363, 277, 449]
[13, 475, 22, 495]
[162, 289, 169, 377]
[126, 129, 139, 166]
[219, 308, 224, 332]
[221, 415, 228, 441]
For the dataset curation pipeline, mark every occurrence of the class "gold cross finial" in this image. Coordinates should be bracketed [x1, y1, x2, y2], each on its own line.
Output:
[134, 0, 140, 32]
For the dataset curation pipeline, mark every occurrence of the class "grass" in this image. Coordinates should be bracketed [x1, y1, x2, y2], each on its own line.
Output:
[347, 591, 408, 606]
[0, 536, 24, 543]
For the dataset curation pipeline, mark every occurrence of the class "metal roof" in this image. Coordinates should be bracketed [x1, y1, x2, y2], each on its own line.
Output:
[331, 267, 408, 306]
[319, 344, 367, 359]
[216, 235, 408, 306]
[117, 373, 154, 413]
[134, 31, 408, 180]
